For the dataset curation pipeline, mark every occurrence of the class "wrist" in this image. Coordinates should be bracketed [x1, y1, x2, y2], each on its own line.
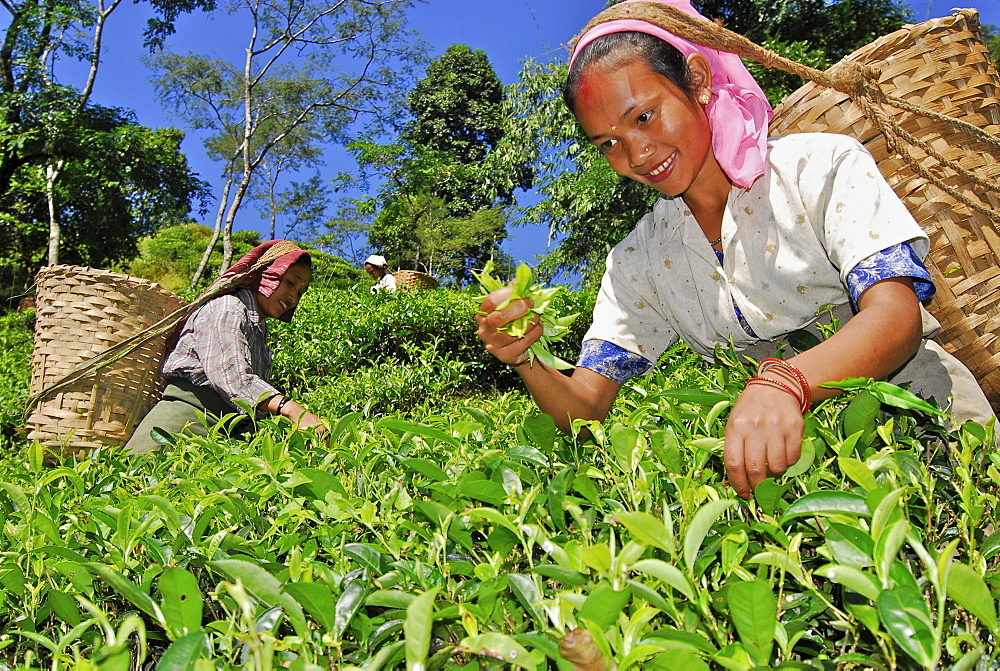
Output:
[274, 395, 293, 417]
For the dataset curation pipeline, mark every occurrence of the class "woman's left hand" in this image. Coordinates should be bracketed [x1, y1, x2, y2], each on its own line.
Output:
[724, 382, 804, 497]
[723, 278, 923, 498]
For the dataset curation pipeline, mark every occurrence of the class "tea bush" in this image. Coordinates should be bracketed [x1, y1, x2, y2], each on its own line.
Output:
[0, 310, 32, 450]
[271, 285, 596, 414]
[0, 287, 998, 669]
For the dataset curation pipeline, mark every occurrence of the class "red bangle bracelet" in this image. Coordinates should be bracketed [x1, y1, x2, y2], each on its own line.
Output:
[745, 376, 804, 410]
[757, 358, 812, 413]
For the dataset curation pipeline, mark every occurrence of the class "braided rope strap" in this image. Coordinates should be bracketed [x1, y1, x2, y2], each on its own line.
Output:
[570, 3, 1000, 226]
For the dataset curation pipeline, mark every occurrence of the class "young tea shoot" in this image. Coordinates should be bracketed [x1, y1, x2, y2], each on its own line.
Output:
[474, 261, 579, 370]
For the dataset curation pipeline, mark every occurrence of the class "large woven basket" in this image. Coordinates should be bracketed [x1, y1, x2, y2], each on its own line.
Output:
[770, 9, 1000, 407]
[393, 269, 439, 290]
[26, 266, 188, 453]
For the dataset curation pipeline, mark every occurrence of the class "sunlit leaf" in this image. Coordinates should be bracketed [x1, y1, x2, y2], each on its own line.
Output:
[877, 584, 936, 666]
[780, 492, 869, 523]
[945, 563, 998, 631]
[457, 633, 535, 668]
[684, 500, 737, 572]
[158, 567, 203, 639]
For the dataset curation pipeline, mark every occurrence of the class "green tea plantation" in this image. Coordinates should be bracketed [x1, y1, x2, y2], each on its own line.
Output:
[0, 285, 997, 669]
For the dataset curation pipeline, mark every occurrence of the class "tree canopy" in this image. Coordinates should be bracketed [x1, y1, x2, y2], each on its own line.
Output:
[149, 0, 427, 287]
[355, 44, 528, 284]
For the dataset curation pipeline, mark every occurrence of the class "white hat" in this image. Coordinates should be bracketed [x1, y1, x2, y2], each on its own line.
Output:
[365, 254, 387, 267]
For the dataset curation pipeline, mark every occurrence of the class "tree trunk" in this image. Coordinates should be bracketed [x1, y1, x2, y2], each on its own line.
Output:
[190, 167, 235, 287]
[45, 160, 64, 265]
[219, 169, 254, 272]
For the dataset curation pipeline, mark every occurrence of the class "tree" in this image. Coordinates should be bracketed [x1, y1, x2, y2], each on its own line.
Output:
[0, 0, 215, 266]
[351, 44, 531, 284]
[694, 0, 910, 60]
[983, 23, 999, 68]
[148, 0, 426, 288]
[0, 104, 210, 304]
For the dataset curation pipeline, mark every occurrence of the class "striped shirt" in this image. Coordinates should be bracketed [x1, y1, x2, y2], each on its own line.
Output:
[162, 288, 279, 414]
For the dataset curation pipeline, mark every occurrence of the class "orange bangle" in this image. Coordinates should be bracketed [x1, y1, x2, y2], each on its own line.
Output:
[745, 376, 805, 412]
[757, 358, 812, 413]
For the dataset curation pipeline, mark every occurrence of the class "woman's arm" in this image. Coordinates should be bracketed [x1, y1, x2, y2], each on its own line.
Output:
[724, 277, 923, 496]
[259, 394, 326, 433]
[476, 286, 623, 433]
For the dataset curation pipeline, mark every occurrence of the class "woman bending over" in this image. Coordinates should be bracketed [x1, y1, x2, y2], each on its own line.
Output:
[476, 0, 994, 496]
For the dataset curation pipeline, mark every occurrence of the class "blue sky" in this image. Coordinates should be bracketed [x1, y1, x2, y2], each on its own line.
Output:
[54, 0, 1000, 267]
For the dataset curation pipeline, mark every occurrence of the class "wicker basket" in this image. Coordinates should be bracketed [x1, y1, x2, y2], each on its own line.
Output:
[26, 265, 188, 453]
[393, 269, 439, 290]
[770, 9, 1000, 407]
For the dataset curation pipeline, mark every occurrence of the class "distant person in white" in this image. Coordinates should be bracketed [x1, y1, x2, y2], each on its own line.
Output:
[364, 255, 397, 293]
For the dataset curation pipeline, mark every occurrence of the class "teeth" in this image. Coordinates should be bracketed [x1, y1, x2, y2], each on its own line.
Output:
[648, 152, 675, 177]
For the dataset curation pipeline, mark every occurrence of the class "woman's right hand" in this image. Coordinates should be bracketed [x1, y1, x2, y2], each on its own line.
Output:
[475, 286, 544, 365]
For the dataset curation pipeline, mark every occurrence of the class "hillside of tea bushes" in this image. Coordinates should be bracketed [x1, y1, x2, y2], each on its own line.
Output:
[0, 285, 998, 669]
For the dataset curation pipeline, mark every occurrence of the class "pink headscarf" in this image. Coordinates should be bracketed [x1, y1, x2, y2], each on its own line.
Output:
[570, 0, 773, 189]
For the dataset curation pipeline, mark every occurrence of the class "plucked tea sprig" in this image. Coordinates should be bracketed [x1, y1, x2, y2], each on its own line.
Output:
[474, 261, 579, 370]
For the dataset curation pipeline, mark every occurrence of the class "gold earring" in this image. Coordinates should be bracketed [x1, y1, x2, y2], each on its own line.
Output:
[699, 92, 711, 105]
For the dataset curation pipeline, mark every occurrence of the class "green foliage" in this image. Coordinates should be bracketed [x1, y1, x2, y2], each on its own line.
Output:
[0, 104, 210, 303]
[984, 23, 1000, 68]
[746, 39, 831, 106]
[694, 0, 911, 60]
[355, 44, 529, 285]
[473, 261, 580, 370]
[126, 224, 363, 293]
[497, 58, 658, 282]
[0, 310, 32, 450]
[269, 284, 594, 415]
[0, 316, 997, 666]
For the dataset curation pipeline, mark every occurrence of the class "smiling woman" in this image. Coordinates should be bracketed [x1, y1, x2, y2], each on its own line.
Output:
[476, 0, 996, 499]
[125, 240, 326, 454]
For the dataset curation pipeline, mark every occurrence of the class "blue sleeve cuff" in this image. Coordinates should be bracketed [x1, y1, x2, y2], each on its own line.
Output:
[577, 339, 653, 385]
[846, 242, 935, 306]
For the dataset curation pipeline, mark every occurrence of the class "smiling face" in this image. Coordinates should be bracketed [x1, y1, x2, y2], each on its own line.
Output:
[573, 56, 727, 199]
[255, 262, 312, 320]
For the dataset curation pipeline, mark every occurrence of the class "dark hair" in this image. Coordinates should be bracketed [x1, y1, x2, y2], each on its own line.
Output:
[564, 32, 696, 113]
[291, 254, 312, 270]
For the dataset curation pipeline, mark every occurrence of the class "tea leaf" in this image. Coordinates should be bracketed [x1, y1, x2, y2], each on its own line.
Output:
[85, 563, 163, 624]
[209, 560, 307, 638]
[780, 492, 870, 523]
[578, 583, 632, 629]
[727, 580, 776, 665]
[282, 581, 336, 634]
[457, 633, 535, 668]
[945, 563, 998, 632]
[402, 457, 448, 482]
[877, 584, 936, 666]
[157, 630, 209, 670]
[334, 582, 368, 640]
[404, 588, 439, 670]
[684, 500, 737, 572]
[839, 456, 878, 491]
[632, 559, 696, 601]
[46, 589, 81, 627]
[613, 511, 675, 553]
[158, 567, 203, 639]
[814, 564, 881, 602]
